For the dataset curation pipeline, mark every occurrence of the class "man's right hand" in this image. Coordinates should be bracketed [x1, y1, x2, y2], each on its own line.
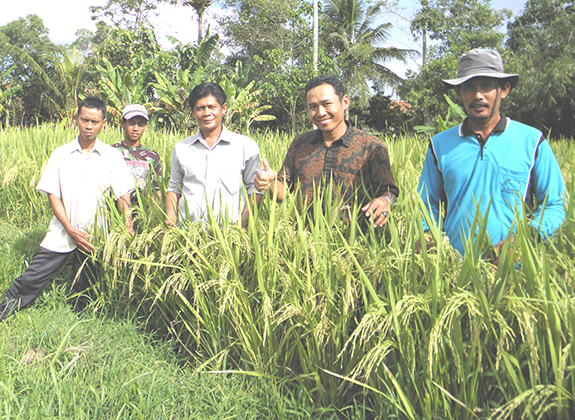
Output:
[255, 158, 276, 193]
[415, 233, 435, 254]
[67, 227, 95, 253]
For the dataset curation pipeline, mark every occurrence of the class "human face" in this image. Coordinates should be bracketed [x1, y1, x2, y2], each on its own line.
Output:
[76, 106, 106, 143]
[192, 95, 227, 134]
[121, 116, 148, 146]
[456, 77, 510, 128]
[306, 83, 350, 141]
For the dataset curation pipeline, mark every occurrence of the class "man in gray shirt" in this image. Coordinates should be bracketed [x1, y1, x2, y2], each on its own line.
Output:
[165, 83, 262, 227]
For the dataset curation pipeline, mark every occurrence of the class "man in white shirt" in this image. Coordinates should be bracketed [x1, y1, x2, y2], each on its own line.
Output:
[0, 96, 134, 320]
[165, 83, 262, 227]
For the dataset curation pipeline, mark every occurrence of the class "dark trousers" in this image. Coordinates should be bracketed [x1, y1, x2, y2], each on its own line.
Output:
[0, 246, 97, 320]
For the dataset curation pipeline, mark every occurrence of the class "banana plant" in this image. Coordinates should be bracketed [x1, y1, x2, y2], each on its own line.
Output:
[221, 78, 276, 134]
[152, 67, 205, 130]
[96, 57, 151, 122]
[414, 95, 466, 136]
[149, 33, 220, 130]
[166, 32, 219, 73]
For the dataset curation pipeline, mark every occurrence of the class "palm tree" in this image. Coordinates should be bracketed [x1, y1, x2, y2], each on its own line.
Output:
[6, 44, 90, 123]
[313, 0, 319, 73]
[323, 0, 416, 104]
[182, 0, 213, 42]
[50, 48, 90, 120]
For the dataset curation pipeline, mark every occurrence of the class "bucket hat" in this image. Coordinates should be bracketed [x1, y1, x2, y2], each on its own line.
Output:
[122, 104, 149, 121]
[443, 49, 519, 89]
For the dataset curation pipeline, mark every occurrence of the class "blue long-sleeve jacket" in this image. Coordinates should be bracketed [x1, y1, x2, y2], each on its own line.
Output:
[418, 117, 566, 256]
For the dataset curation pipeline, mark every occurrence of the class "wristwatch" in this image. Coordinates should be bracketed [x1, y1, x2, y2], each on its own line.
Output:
[381, 195, 394, 206]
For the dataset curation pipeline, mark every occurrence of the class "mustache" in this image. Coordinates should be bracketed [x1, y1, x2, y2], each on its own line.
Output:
[470, 101, 489, 108]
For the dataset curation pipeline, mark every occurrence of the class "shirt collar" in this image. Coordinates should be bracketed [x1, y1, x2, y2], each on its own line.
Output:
[461, 114, 508, 137]
[71, 137, 103, 155]
[310, 121, 354, 147]
[119, 141, 142, 150]
[190, 125, 232, 147]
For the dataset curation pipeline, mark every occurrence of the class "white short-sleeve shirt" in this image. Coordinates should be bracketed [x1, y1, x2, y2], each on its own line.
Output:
[36, 138, 135, 253]
[167, 126, 262, 223]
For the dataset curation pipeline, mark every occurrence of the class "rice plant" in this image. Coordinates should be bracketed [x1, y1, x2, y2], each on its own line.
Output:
[1, 125, 575, 418]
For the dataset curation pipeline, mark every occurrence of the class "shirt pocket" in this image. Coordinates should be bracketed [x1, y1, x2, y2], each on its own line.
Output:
[218, 169, 241, 196]
[181, 158, 205, 185]
[498, 167, 528, 198]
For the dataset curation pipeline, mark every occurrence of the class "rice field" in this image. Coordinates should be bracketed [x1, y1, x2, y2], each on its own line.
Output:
[1, 123, 575, 419]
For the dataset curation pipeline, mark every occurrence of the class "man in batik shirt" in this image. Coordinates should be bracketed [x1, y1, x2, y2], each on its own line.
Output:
[255, 75, 399, 227]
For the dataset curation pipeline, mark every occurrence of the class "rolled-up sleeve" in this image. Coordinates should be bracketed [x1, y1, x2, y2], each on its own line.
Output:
[110, 151, 135, 200]
[242, 142, 263, 195]
[168, 145, 184, 194]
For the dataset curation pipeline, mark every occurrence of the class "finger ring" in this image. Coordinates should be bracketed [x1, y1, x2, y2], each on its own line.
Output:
[383, 211, 389, 217]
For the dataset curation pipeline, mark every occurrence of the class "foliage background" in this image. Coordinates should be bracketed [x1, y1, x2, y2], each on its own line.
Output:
[1, 0, 573, 137]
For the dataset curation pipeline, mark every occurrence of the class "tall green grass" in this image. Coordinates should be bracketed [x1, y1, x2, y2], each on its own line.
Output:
[1, 125, 574, 418]
[0, 298, 332, 419]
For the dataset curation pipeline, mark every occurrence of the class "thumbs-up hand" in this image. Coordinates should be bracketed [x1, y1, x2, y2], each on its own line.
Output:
[255, 158, 276, 192]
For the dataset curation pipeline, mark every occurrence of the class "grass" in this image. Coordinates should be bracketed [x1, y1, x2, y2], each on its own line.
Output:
[1, 124, 575, 418]
[0, 222, 346, 419]
[0, 303, 329, 419]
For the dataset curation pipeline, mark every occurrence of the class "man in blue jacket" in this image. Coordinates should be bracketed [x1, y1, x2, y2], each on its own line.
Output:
[417, 48, 565, 259]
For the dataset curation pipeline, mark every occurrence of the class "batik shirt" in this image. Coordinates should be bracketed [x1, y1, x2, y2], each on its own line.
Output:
[277, 123, 399, 209]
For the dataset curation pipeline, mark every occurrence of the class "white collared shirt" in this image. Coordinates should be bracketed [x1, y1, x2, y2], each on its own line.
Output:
[36, 138, 135, 252]
[168, 126, 262, 223]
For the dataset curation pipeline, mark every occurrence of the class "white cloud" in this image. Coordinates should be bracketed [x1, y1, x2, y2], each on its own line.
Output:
[1, 0, 103, 44]
[152, 4, 228, 49]
[0, 0, 212, 47]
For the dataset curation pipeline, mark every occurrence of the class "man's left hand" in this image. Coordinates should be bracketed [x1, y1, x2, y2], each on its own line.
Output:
[493, 238, 515, 267]
[361, 197, 391, 228]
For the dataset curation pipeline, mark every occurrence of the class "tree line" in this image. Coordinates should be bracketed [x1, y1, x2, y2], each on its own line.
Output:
[0, 0, 573, 138]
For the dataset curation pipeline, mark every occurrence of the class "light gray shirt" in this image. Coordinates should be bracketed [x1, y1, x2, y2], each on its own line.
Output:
[168, 126, 262, 223]
[36, 138, 134, 253]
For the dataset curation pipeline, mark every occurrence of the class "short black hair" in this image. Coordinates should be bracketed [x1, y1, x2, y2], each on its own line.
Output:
[188, 83, 227, 109]
[304, 75, 345, 100]
[77, 96, 107, 119]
